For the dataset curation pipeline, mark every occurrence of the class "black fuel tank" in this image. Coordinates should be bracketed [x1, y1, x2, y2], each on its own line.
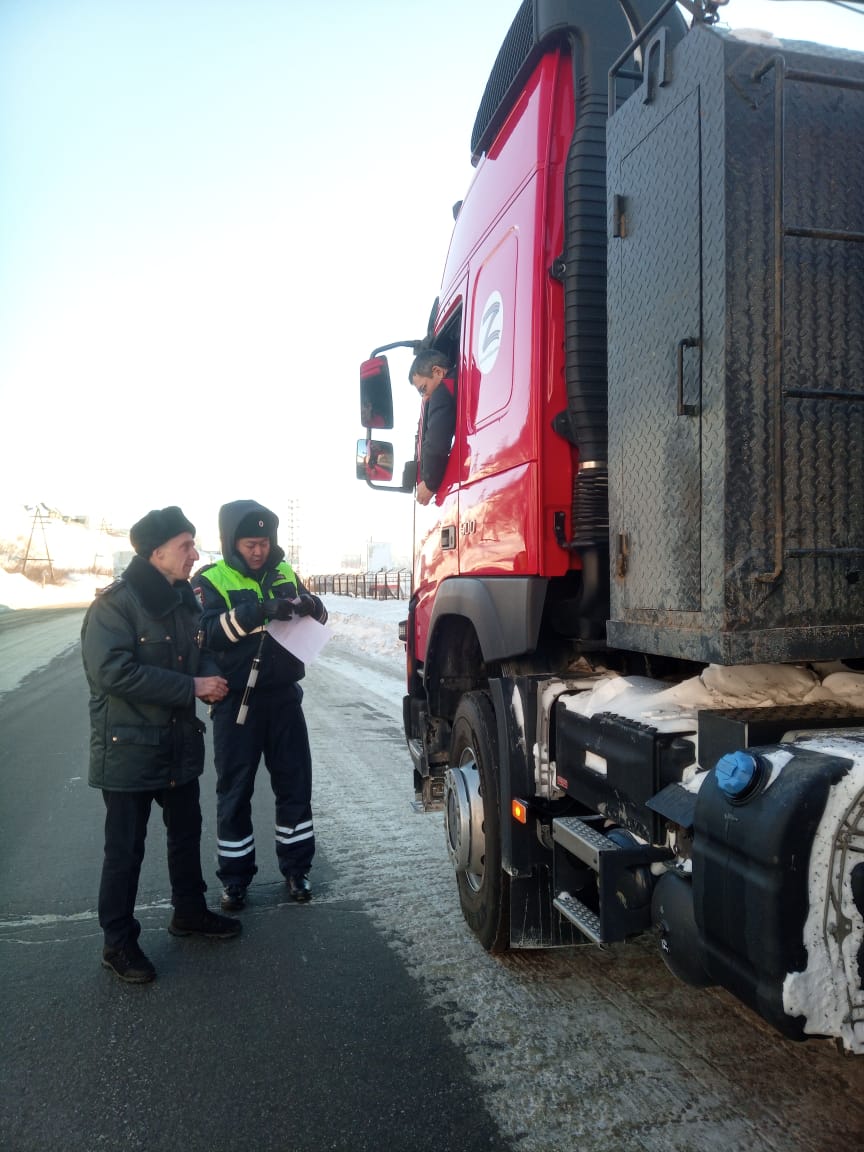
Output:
[692, 744, 851, 1039]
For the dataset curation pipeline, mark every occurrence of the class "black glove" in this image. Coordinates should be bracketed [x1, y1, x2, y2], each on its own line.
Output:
[261, 597, 294, 621]
[291, 593, 318, 618]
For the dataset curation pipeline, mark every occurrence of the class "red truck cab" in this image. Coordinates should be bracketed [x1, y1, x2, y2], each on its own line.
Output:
[360, 0, 687, 799]
[357, 0, 864, 1051]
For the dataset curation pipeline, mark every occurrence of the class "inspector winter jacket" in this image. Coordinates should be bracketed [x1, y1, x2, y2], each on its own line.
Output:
[81, 554, 205, 791]
[192, 499, 327, 692]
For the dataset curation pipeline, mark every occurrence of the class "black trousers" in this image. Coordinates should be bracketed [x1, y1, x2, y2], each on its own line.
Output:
[212, 685, 315, 888]
[99, 778, 207, 951]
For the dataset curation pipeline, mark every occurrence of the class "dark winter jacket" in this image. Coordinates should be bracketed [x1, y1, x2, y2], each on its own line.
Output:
[420, 379, 456, 492]
[192, 499, 327, 693]
[81, 555, 205, 791]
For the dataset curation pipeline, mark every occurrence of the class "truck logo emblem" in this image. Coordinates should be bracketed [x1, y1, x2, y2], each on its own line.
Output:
[476, 290, 503, 374]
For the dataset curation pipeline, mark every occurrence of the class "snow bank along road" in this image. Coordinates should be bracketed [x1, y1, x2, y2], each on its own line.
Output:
[5, 596, 864, 1150]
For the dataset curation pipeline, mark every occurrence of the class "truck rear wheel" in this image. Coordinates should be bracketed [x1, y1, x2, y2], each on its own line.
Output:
[444, 691, 510, 953]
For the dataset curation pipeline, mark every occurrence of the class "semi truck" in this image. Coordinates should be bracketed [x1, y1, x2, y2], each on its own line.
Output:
[356, 0, 864, 1052]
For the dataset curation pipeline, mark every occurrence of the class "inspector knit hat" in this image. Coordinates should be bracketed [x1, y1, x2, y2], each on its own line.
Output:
[129, 506, 196, 557]
[234, 506, 279, 541]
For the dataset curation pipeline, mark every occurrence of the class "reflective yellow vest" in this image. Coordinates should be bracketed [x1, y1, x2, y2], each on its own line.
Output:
[202, 559, 298, 607]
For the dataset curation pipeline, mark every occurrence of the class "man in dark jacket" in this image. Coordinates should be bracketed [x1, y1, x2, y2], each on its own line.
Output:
[81, 506, 242, 984]
[409, 348, 456, 506]
[192, 499, 328, 911]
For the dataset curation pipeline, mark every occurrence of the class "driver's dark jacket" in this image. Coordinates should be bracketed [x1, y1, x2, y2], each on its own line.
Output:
[419, 378, 456, 492]
[80, 555, 205, 792]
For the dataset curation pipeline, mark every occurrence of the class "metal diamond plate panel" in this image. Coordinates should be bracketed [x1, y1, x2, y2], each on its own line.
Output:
[607, 25, 864, 663]
[615, 90, 702, 612]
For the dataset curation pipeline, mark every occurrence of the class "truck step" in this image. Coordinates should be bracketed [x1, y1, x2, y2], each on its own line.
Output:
[552, 816, 621, 871]
[553, 892, 603, 943]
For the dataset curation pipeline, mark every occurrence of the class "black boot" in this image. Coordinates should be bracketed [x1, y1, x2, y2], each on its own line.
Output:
[220, 886, 247, 912]
[286, 873, 311, 903]
[168, 908, 242, 938]
[102, 941, 156, 983]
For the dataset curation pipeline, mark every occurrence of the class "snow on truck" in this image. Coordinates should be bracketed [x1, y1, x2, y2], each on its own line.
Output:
[356, 0, 864, 1051]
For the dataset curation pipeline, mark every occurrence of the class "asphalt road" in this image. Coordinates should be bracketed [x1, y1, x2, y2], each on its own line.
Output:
[0, 606, 89, 694]
[0, 637, 502, 1152]
[3, 614, 864, 1152]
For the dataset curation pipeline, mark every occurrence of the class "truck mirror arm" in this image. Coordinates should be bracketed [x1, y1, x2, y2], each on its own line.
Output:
[363, 477, 411, 494]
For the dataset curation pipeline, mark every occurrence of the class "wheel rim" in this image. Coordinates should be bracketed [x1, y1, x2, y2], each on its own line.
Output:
[443, 748, 486, 890]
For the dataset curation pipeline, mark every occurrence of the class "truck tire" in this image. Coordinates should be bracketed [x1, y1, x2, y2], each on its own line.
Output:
[446, 690, 510, 953]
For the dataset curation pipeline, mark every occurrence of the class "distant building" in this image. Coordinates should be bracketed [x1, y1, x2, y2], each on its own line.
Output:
[366, 541, 393, 571]
[112, 550, 135, 576]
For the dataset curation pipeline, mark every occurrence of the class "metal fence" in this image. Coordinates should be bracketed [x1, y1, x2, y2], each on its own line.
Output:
[306, 570, 411, 600]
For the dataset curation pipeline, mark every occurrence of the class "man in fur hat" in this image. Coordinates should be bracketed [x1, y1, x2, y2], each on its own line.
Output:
[81, 506, 242, 984]
[193, 500, 328, 911]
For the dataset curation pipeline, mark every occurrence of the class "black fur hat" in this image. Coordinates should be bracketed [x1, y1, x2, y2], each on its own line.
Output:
[130, 506, 196, 557]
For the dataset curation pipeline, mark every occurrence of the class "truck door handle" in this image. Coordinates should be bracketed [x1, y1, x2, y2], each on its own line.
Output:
[441, 526, 457, 550]
[677, 338, 700, 416]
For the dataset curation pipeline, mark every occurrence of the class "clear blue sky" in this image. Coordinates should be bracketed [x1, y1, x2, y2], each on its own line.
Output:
[1, 0, 862, 567]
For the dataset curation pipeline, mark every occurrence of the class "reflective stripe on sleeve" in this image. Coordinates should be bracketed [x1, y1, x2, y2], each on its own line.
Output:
[219, 610, 264, 643]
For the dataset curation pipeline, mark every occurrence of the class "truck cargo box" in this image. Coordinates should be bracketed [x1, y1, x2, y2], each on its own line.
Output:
[606, 26, 864, 664]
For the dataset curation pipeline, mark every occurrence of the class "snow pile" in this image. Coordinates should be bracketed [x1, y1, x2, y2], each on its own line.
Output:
[562, 663, 864, 732]
[322, 596, 406, 660]
[0, 567, 107, 611]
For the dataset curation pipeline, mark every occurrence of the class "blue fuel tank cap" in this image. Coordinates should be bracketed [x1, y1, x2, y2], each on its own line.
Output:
[715, 750, 760, 798]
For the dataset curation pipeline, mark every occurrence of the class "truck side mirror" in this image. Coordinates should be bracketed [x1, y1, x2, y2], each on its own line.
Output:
[360, 356, 394, 430]
[356, 437, 395, 483]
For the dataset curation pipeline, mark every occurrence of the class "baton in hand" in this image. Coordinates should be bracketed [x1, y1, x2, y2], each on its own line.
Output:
[236, 630, 266, 725]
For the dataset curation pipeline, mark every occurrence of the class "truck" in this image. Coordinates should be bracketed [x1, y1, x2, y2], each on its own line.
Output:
[356, 0, 864, 1052]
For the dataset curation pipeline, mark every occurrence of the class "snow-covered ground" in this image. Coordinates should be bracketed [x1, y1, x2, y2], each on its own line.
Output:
[0, 567, 106, 612]
[319, 595, 406, 707]
[322, 595, 405, 663]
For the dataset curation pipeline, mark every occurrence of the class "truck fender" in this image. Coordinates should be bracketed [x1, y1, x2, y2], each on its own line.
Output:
[428, 576, 547, 665]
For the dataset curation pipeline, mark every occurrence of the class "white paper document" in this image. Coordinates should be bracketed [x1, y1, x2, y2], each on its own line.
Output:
[266, 616, 331, 664]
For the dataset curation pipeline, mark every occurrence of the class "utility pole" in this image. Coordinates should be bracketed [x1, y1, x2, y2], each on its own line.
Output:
[92, 520, 115, 575]
[21, 507, 55, 584]
[281, 498, 300, 567]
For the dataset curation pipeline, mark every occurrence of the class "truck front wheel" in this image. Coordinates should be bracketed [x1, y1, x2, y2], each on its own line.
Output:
[444, 691, 510, 953]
